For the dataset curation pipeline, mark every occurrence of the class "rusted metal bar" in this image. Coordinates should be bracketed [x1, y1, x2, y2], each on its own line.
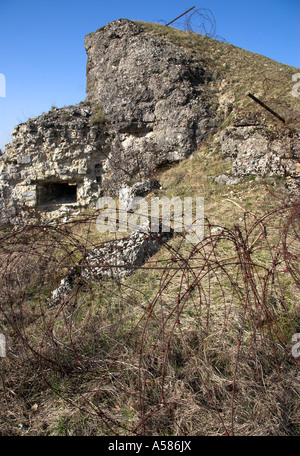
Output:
[247, 92, 285, 123]
[166, 6, 195, 27]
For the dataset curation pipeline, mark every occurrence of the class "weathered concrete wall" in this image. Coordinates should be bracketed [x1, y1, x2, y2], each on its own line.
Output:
[0, 19, 299, 221]
[0, 103, 110, 213]
[219, 126, 300, 178]
[0, 19, 218, 216]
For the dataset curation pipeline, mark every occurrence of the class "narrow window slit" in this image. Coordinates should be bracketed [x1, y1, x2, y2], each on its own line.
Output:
[37, 182, 77, 206]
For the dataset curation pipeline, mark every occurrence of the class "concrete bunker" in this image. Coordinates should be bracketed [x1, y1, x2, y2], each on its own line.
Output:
[37, 182, 77, 206]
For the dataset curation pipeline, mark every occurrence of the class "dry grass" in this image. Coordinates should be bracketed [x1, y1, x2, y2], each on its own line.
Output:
[0, 23, 299, 436]
[0, 149, 299, 435]
[137, 21, 300, 129]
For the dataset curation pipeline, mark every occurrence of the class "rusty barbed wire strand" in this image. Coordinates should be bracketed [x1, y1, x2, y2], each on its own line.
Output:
[0, 198, 299, 435]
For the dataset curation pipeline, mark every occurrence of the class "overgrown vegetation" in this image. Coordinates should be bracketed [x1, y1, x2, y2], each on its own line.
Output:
[90, 103, 107, 126]
[0, 22, 299, 437]
[137, 21, 300, 128]
[0, 145, 299, 436]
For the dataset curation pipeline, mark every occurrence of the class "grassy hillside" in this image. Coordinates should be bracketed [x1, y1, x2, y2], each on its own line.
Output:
[137, 21, 300, 129]
[0, 140, 299, 436]
[0, 23, 299, 437]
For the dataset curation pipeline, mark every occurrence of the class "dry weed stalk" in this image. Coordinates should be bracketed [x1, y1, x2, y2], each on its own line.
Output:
[0, 199, 299, 435]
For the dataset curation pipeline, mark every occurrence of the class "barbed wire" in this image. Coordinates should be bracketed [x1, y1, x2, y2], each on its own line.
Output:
[0, 198, 299, 435]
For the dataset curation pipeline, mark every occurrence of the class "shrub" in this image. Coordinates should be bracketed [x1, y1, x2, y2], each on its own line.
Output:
[90, 104, 107, 126]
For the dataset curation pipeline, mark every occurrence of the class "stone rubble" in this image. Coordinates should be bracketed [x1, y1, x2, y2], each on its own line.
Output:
[50, 224, 173, 304]
[219, 126, 300, 181]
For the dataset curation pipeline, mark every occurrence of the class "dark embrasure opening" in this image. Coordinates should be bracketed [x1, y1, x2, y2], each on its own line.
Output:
[37, 182, 77, 206]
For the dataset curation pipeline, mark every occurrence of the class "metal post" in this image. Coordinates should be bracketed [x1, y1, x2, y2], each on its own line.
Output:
[166, 6, 195, 27]
[247, 92, 285, 123]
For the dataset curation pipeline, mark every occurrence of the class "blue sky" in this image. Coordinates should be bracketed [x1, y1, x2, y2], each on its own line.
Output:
[0, 0, 299, 151]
